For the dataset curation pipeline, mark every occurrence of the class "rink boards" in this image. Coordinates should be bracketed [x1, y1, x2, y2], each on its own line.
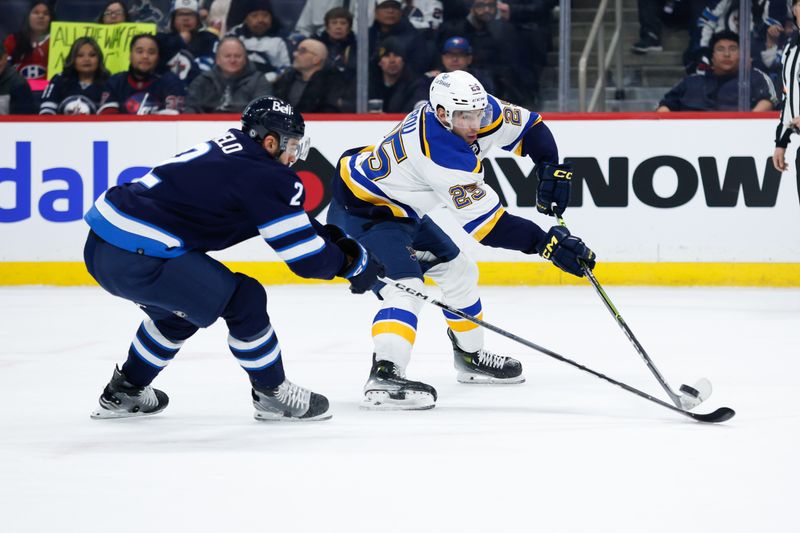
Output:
[0, 112, 798, 286]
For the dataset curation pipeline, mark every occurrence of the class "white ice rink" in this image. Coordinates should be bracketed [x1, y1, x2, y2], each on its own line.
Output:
[1, 284, 798, 532]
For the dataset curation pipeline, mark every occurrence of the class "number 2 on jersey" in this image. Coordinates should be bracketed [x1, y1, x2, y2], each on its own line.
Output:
[290, 181, 304, 206]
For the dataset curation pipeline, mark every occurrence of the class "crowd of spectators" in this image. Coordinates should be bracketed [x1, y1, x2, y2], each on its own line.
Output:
[0, 0, 556, 116]
[5, 0, 794, 117]
[634, 0, 793, 112]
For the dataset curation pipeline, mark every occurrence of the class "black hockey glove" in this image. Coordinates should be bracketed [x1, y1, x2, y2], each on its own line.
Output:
[536, 163, 572, 216]
[537, 226, 596, 278]
[325, 224, 385, 294]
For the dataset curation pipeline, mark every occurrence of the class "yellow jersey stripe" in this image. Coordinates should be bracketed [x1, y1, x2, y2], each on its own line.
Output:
[478, 113, 503, 135]
[421, 112, 431, 157]
[339, 155, 409, 218]
[447, 313, 483, 332]
[473, 207, 506, 242]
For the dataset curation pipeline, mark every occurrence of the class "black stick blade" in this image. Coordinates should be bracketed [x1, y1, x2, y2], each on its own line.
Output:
[691, 407, 736, 423]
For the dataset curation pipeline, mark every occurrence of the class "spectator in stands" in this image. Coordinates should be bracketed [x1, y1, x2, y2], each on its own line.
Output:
[0, 37, 36, 114]
[185, 36, 271, 112]
[440, 0, 537, 106]
[369, 0, 430, 74]
[369, 37, 428, 113]
[405, 0, 444, 32]
[442, 0, 470, 24]
[40, 37, 110, 115]
[684, 0, 790, 73]
[425, 36, 494, 93]
[99, 33, 185, 114]
[157, 0, 219, 85]
[97, 1, 130, 24]
[748, 2, 791, 87]
[215, 0, 262, 35]
[228, 0, 290, 83]
[314, 7, 357, 78]
[631, 0, 664, 54]
[3, 1, 53, 81]
[657, 31, 777, 112]
[496, 0, 556, 73]
[129, 0, 168, 26]
[273, 38, 341, 112]
[295, 0, 373, 37]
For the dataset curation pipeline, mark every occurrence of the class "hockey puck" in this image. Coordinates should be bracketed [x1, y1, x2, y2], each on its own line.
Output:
[679, 384, 700, 398]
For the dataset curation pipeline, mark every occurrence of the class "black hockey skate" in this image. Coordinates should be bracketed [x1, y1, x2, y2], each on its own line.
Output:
[448, 329, 525, 384]
[252, 379, 331, 421]
[362, 355, 437, 410]
[90, 366, 169, 419]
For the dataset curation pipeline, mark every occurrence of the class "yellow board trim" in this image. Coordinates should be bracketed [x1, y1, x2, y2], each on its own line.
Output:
[447, 313, 483, 332]
[1, 262, 799, 287]
[371, 321, 417, 344]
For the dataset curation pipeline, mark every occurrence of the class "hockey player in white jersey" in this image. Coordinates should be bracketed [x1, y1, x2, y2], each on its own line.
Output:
[328, 70, 596, 410]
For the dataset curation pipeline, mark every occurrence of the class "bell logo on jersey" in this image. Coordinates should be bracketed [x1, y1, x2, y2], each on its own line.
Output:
[272, 100, 293, 115]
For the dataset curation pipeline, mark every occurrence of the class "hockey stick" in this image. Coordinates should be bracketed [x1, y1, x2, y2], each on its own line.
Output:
[379, 277, 734, 423]
[553, 207, 711, 410]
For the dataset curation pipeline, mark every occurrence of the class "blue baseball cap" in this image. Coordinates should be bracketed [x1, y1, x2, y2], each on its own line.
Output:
[442, 36, 472, 54]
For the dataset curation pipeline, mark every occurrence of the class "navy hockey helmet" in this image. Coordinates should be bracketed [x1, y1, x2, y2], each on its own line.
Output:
[241, 96, 310, 161]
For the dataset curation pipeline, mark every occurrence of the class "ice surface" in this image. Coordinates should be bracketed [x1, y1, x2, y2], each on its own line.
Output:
[1, 285, 798, 532]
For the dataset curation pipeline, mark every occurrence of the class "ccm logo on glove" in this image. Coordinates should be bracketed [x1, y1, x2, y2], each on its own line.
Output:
[553, 169, 572, 180]
[541, 234, 559, 259]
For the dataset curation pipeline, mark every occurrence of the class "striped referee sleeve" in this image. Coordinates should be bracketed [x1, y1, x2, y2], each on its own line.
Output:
[777, 39, 800, 148]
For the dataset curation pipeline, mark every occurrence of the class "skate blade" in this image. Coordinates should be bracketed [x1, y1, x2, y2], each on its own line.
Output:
[90, 405, 166, 420]
[361, 390, 436, 410]
[457, 372, 526, 385]
[254, 410, 333, 422]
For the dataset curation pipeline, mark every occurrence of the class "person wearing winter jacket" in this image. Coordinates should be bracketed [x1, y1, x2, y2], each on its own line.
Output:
[185, 36, 272, 113]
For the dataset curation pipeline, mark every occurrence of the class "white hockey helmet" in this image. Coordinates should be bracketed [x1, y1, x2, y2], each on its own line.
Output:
[429, 70, 491, 131]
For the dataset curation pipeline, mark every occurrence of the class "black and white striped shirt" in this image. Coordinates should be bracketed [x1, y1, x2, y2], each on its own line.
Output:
[776, 34, 800, 147]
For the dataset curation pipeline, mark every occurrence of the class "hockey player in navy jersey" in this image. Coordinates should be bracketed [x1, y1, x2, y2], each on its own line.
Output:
[328, 70, 596, 410]
[84, 95, 383, 421]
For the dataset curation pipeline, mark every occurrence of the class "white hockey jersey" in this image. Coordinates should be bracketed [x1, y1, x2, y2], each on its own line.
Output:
[335, 94, 542, 242]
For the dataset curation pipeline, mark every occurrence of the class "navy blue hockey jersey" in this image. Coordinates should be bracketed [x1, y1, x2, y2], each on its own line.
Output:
[84, 128, 347, 280]
[40, 73, 106, 115]
[98, 70, 185, 115]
